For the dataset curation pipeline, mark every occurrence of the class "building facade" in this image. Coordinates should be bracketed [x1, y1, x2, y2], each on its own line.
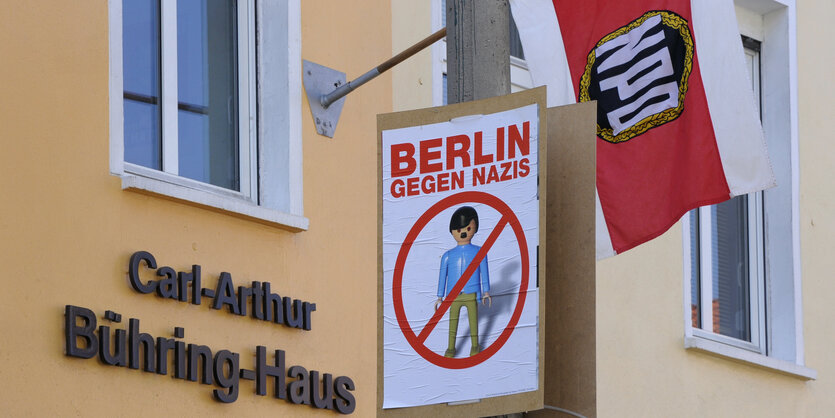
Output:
[2, 0, 834, 416]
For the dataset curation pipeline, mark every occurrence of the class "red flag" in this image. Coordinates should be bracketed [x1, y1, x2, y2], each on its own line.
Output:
[510, 0, 774, 257]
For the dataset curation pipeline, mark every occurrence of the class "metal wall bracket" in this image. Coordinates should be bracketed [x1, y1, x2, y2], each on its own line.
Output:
[302, 60, 346, 138]
[301, 28, 446, 138]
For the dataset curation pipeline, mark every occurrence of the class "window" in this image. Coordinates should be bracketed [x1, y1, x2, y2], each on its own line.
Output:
[123, 0, 249, 193]
[110, 0, 307, 230]
[683, 1, 813, 379]
[688, 39, 766, 353]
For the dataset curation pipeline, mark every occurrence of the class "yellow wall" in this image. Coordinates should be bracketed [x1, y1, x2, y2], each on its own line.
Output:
[0, 0, 390, 415]
[595, 230, 822, 417]
[391, 0, 435, 111]
[795, 0, 835, 414]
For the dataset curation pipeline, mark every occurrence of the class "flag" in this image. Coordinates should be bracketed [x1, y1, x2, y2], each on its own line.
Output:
[510, 0, 775, 258]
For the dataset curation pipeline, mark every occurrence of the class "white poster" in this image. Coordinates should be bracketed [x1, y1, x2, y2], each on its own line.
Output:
[382, 104, 540, 408]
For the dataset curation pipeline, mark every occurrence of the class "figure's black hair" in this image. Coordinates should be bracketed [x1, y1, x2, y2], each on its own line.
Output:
[449, 206, 479, 232]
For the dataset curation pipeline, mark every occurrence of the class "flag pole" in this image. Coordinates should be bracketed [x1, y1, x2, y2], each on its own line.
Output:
[319, 28, 447, 109]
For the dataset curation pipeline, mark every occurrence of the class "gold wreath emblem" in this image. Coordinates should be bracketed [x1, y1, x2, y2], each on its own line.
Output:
[579, 11, 694, 144]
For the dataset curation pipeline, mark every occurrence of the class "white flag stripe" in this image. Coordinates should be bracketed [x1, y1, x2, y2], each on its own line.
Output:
[691, 0, 776, 196]
[509, 0, 575, 106]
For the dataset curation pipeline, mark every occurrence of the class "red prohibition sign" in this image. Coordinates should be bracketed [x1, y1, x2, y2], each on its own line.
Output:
[392, 191, 530, 369]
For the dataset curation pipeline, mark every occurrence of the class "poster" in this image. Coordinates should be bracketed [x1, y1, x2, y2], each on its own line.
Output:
[380, 96, 542, 409]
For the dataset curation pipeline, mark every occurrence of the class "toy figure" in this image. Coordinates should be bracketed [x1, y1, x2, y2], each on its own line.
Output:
[436, 206, 491, 357]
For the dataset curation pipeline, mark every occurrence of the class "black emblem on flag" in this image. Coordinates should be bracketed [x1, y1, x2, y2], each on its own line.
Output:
[579, 11, 694, 144]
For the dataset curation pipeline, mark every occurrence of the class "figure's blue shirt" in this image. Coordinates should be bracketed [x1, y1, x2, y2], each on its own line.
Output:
[437, 243, 490, 300]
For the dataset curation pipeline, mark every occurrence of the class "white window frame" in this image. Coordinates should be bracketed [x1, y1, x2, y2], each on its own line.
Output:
[682, 0, 814, 380]
[109, 0, 307, 231]
[686, 193, 767, 353]
[688, 43, 766, 354]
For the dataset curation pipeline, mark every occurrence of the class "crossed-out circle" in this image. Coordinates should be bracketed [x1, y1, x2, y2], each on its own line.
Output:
[391, 191, 530, 369]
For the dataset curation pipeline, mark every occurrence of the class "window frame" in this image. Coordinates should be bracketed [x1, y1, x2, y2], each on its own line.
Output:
[682, 0, 814, 380]
[687, 42, 767, 354]
[109, 0, 307, 231]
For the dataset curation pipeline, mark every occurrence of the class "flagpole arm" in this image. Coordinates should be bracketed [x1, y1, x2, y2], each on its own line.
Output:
[319, 28, 446, 109]
[377, 27, 447, 74]
[318, 67, 379, 109]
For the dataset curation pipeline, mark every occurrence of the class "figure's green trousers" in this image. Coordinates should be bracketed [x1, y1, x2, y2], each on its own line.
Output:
[447, 293, 478, 355]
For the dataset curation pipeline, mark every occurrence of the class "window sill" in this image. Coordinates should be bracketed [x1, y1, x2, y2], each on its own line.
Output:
[120, 173, 309, 232]
[684, 336, 816, 380]
[510, 55, 528, 69]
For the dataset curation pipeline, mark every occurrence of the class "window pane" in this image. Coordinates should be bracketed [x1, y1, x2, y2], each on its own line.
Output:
[123, 0, 162, 170]
[441, 0, 446, 27]
[442, 73, 448, 106]
[177, 0, 239, 190]
[711, 195, 750, 341]
[124, 100, 162, 168]
[689, 210, 700, 328]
